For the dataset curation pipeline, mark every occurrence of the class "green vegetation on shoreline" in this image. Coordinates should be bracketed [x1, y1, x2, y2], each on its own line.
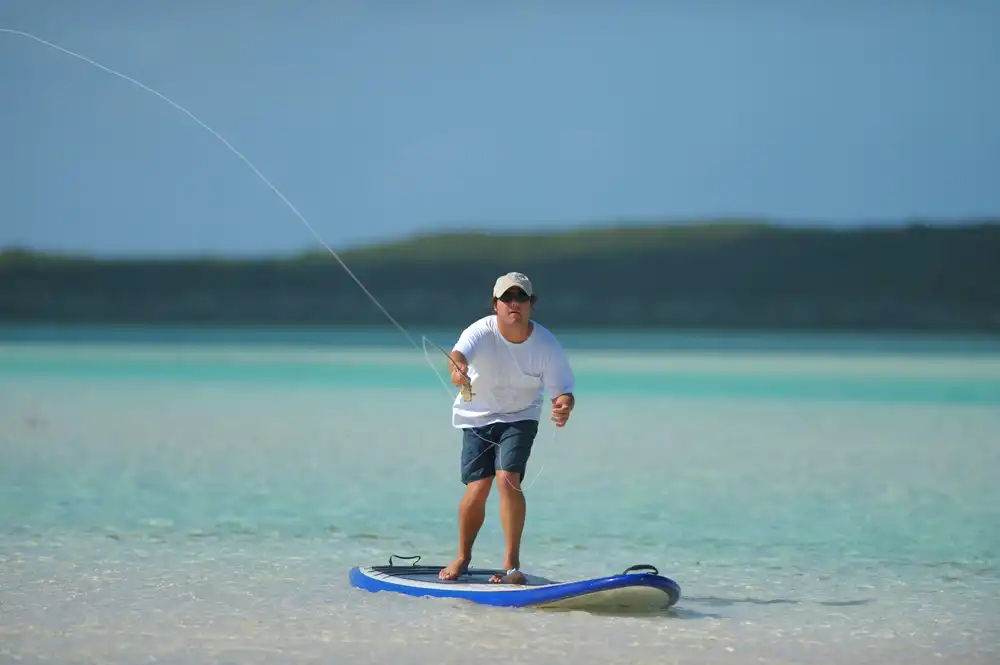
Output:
[3, 221, 999, 332]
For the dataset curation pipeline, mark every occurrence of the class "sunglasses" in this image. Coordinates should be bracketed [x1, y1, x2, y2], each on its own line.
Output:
[498, 290, 531, 303]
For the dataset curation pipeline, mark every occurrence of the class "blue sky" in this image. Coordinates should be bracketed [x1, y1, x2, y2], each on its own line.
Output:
[2, 1, 998, 257]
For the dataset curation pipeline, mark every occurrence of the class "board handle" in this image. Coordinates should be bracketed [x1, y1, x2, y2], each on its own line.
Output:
[388, 554, 422, 566]
[621, 564, 658, 575]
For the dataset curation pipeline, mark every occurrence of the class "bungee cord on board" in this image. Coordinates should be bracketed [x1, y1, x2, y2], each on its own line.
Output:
[2, 28, 555, 490]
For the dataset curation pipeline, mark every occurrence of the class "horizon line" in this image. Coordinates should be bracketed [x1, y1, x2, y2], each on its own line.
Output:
[3, 215, 998, 262]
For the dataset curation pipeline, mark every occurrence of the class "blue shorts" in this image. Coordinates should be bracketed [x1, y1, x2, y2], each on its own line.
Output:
[460, 419, 539, 484]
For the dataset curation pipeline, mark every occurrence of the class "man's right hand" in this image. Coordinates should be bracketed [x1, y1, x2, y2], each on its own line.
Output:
[449, 352, 469, 387]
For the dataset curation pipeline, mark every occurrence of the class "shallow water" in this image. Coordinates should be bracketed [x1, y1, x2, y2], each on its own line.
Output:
[1, 330, 998, 663]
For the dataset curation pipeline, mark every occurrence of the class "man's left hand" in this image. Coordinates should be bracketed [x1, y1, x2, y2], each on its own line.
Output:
[551, 393, 574, 427]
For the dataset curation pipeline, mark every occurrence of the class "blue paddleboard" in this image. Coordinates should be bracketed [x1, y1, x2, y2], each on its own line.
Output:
[349, 555, 681, 612]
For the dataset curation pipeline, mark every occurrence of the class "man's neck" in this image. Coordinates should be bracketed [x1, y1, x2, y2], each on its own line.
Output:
[497, 318, 532, 344]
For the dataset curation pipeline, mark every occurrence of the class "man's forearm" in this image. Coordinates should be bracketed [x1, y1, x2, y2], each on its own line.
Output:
[450, 351, 468, 373]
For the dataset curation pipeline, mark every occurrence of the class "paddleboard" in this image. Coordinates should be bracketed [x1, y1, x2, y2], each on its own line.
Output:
[349, 555, 681, 612]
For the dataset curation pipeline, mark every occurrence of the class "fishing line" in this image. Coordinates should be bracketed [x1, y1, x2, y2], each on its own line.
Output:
[1, 28, 559, 490]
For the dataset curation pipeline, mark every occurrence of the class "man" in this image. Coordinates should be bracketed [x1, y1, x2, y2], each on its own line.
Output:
[438, 271, 576, 584]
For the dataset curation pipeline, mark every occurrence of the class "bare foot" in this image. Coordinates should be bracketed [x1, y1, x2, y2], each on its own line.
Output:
[439, 557, 469, 581]
[489, 568, 526, 584]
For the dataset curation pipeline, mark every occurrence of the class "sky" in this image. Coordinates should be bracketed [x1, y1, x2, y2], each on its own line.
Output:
[1, 0, 999, 257]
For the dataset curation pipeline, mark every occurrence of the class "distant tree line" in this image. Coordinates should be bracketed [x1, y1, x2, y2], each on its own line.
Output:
[2, 221, 998, 332]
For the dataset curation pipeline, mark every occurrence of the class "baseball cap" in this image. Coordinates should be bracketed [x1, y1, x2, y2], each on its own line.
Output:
[493, 272, 533, 298]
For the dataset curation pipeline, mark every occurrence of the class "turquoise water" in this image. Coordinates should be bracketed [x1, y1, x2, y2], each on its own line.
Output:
[1, 325, 998, 663]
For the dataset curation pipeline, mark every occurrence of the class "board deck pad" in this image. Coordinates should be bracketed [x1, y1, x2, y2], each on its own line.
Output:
[349, 556, 681, 612]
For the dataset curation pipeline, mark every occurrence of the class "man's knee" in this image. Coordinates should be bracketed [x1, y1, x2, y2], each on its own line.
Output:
[496, 469, 522, 492]
[463, 476, 493, 502]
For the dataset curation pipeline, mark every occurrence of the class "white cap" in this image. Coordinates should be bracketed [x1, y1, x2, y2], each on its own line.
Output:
[493, 272, 533, 298]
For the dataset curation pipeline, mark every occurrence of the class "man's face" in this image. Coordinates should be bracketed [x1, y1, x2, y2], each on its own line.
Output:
[496, 287, 532, 324]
